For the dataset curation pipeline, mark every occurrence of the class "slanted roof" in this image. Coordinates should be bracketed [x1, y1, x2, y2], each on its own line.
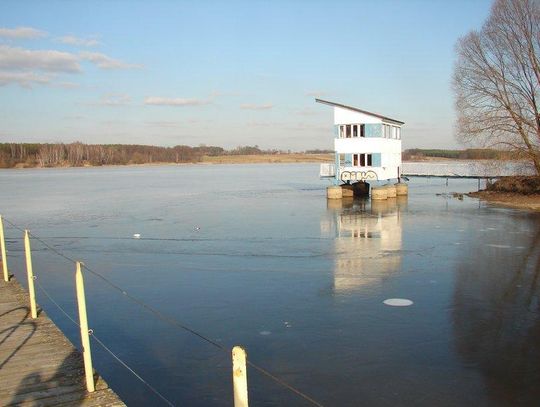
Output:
[315, 98, 404, 126]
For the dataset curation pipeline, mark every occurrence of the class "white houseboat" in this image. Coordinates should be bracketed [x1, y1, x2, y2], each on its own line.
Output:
[316, 99, 404, 185]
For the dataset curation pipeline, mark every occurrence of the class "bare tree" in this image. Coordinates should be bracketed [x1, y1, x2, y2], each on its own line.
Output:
[453, 0, 540, 175]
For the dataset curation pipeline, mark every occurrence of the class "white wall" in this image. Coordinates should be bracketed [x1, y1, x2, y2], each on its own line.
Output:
[335, 138, 402, 181]
[339, 166, 400, 181]
[335, 138, 401, 155]
[334, 107, 382, 125]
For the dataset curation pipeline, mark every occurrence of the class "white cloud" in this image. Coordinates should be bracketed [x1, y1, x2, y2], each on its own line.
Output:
[240, 103, 273, 110]
[0, 45, 80, 72]
[285, 122, 328, 132]
[97, 93, 131, 106]
[79, 51, 141, 69]
[57, 35, 99, 47]
[296, 107, 319, 116]
[0, 45, 141, 88]
[0, 71, 51, 87]
[0, 26, 48, 39]
[144, 97, 211, 107]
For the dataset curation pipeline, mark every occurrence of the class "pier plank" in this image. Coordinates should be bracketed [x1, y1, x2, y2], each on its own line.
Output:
[0, 277, 125, 407]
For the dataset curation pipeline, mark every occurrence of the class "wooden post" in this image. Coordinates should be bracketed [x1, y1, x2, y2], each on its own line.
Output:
[0, 215, 9, 282]
[232, 346, 249, 407]
[75, 261, 95, 392]
[24, 230, 38, 319]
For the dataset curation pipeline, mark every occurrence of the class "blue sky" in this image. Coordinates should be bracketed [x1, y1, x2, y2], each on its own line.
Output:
[0, 0, 492, 150]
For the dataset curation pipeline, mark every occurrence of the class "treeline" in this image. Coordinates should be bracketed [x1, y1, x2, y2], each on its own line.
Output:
[0, 143, 296, 168]
[0, 143, 204, 168]
[402, 148, 519, 161]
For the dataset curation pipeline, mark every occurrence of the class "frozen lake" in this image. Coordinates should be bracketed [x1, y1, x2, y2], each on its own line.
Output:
[1, 164, 540, 406]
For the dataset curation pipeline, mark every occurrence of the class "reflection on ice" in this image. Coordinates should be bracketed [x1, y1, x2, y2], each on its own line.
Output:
[453, 225, 540, 403]
[322, 196, 407, 292]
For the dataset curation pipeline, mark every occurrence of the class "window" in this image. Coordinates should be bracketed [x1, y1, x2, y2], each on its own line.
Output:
[339, 124, 365, 138]
[397, 127, 401, 140]
[352, 153, 373, 167]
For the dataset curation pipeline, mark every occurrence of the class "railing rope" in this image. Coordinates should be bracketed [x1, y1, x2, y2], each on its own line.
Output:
[75, 261, 95, 392]
[2, 215, 326, 407]
[24, 230, 38, 319]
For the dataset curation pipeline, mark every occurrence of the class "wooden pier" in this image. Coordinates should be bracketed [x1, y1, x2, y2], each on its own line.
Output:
[0, 276, 125, 407]
[401, 161, 536, 178]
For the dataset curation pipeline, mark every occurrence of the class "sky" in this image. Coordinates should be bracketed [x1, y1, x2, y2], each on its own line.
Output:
[0, 0, 493, 151]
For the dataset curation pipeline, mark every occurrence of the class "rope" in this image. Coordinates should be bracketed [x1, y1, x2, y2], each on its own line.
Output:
[2, 216, 325, 407]
[34, 278, 80, 327]
[90, 334, 175, 407]
[3, 218, 78, 265]
[247, 361, 325, 407]
[80, 263, 325, 406]
[34, 276, 175, 406]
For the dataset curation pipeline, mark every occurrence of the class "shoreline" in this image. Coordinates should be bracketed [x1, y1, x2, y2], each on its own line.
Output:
[3, 153, 334, 169]
[5, 158, 540, 212]
[468, 190, 540, 212]
[3, 156, 531, 170]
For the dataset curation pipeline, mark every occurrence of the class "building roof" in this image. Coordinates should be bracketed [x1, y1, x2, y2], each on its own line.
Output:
[315, 98, 404, 125]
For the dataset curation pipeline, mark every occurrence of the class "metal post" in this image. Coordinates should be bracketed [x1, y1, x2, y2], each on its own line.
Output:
[0, 215, 9, 282]
[232, 346, 249, 407]
[75, 261, 95, 392]
[24, 230, 38, 319]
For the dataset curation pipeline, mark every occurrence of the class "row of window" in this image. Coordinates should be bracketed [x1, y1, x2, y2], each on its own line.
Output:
[340, 153, 373, 167]
[338, 124, 401, 139]
[339, 124, 365, 138]
[383, 124, 401, 140]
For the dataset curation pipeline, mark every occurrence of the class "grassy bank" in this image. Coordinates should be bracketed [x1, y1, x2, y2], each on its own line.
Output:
[468, 176, 540, 211]
[200, 153, 333, 164]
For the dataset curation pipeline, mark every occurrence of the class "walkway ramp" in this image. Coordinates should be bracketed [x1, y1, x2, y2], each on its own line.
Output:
[401, 161, 536, 178]
[0, 277, 125, 407]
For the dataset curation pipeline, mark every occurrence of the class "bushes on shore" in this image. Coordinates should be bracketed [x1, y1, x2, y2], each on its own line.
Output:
[486, 176, 540, 195]
[403, 148, 518, 161]
[0, 143, 290, 168]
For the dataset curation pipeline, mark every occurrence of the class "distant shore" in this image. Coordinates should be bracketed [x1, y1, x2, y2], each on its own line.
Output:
[5, 154, 540, 211]
[4, 153, 334, 168]
[200, 153, 333, 164]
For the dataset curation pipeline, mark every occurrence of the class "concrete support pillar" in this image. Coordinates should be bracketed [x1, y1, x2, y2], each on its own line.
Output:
[327, 186, 343, 199]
